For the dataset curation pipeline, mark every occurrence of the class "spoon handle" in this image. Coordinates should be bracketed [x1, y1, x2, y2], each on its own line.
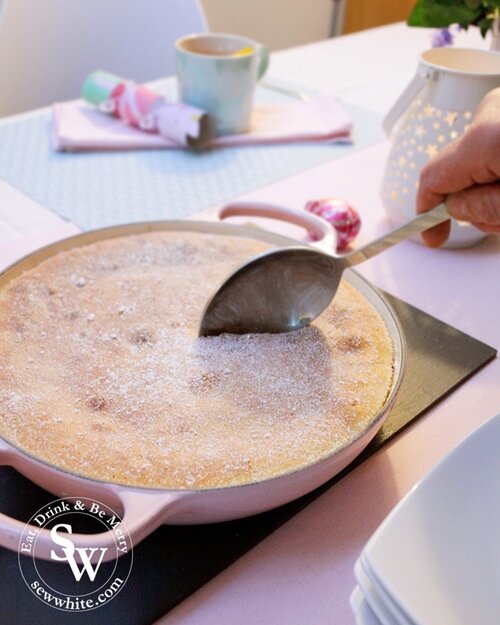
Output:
[343, 204, 449, 266]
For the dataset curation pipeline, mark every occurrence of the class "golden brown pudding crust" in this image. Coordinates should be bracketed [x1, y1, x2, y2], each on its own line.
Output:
[0, 231, 394, 489]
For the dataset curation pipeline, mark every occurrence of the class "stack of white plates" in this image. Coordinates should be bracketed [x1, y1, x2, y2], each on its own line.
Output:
[350, 413, 500, 625]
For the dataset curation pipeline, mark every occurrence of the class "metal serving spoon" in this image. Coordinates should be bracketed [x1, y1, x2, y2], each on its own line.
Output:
[199, 203, 449, 336]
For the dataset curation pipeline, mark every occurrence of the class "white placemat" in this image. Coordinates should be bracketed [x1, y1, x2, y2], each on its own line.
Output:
[0, 181, 79, 270]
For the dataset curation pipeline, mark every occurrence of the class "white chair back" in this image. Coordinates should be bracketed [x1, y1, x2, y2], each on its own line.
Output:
[0, 0, 207, 116]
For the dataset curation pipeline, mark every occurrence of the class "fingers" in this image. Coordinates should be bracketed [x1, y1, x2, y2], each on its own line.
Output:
[415, 89, 500, 247]
[415, 138, 470, 223]
[445, 184, 500, 226]
[416, 127, 500, 216]
[420, 183, 500, 246]
[420, 220, 451, 248]
[416, 89, 500, 219]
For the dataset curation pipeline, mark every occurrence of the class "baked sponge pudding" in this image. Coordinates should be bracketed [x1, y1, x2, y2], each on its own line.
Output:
[0, 231, 394, 489]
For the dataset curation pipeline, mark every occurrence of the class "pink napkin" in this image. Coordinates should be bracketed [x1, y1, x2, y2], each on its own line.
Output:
[52, 93, 352, 151]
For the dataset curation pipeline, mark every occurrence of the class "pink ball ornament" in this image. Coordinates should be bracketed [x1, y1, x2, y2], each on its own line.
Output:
[305, 198, 361, 250]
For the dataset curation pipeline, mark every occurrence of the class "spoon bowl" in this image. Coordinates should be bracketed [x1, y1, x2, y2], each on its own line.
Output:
[199, 204, 450, 336]
[200, 247, 346, 335]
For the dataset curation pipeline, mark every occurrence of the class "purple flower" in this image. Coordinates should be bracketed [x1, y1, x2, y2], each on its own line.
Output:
[431, 27, 454, 47]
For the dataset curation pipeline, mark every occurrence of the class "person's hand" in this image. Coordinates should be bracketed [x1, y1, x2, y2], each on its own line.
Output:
[416, 87, 500, 247]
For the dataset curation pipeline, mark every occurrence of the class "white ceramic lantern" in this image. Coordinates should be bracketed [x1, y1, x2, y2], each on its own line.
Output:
[381, 47, 500, 248]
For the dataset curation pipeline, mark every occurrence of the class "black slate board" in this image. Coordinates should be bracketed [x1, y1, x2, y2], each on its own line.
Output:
[0, 293, 496, 624]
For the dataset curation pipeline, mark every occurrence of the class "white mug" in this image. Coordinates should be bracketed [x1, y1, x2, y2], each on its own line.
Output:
[175, 33, 269, 136]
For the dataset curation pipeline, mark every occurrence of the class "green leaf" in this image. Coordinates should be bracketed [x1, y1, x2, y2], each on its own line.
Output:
[485, 0, 500, 9]
[478, 16, 493, 36]
[407, 0, 484, 28]
[464, 0, 482, 9]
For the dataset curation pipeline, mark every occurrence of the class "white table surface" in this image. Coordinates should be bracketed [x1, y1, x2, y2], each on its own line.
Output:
[0, 21, 498, 625]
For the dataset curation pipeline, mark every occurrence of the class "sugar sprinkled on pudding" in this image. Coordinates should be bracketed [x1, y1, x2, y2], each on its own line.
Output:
[0, 231, 394, 489]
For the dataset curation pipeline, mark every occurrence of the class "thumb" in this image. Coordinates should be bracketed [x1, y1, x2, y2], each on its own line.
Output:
[419, 217, 451, 248]
[421, 184, 500, 247]
[445, 184, 500, 230]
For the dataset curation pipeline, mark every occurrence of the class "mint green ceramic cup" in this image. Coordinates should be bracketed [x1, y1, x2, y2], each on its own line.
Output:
[175, 33, 269, 136]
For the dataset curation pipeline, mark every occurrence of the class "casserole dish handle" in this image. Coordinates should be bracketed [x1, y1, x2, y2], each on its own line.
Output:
[216, 201, 336, 252]
[0, 440, 184, 562]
